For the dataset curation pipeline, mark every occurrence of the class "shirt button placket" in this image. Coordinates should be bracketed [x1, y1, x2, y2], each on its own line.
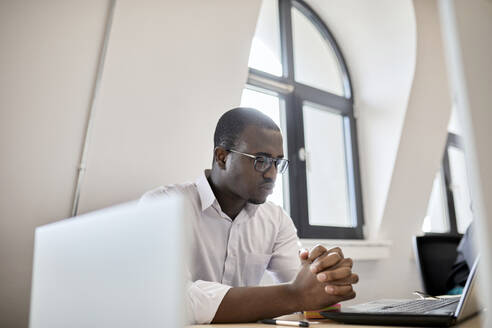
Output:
[223, 221, 238, 285]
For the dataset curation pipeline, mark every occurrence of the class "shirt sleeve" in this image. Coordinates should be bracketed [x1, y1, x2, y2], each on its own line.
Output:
[267, 207, 301, 283]
[185, 280, 231, 324]
[139, 186, 175, 204]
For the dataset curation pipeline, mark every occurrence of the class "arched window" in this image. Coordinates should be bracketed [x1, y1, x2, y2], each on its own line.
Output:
[423, 103, 473, 236]
[241, 0, 364, 239]
[423, 133, 473, 235]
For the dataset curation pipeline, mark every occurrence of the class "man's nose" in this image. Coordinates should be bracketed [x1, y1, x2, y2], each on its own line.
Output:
[263, 162, 277, 181]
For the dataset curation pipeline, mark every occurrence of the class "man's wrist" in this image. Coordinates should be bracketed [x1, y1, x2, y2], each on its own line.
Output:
[284, 283, 303, 313]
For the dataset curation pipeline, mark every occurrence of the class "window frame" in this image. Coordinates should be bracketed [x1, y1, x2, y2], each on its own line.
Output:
[436, 132, 466, 237]
[246, 0, 364, 239]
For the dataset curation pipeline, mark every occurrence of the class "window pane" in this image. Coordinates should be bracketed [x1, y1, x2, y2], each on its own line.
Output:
[248, 0, 282, 76]
[448, 146, 473, 233]
[422, 172, 449, 233]
[303, 103, 351, 226]
[291, 7, 344, 96]
[240, 88, 284, 208]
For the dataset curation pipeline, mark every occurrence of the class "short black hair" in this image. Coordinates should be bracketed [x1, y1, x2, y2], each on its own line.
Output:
[214, 107, 280, 149]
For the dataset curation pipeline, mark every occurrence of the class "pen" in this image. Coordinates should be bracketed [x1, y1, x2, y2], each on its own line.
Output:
[260, 319, 309, 327]
[413, 290, 440, 299]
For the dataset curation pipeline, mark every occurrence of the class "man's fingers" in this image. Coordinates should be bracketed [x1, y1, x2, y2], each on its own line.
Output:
[326, 247, 344, 259]
[316, 267, 352, 282]
[336, 258, 353, 269]
[338, 290, 356, 302]
[309, 246, 344, 262]
[307, 245, 328, 263]
[315, 257, 353, 274]
[324, 284, 354, 296]
[323, 273, 359, 286]
[299, 248, 309, 264]
[310, 253, 346, 274]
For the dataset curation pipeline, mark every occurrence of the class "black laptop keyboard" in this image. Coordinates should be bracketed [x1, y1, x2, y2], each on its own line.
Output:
[378, 298, 459, 313]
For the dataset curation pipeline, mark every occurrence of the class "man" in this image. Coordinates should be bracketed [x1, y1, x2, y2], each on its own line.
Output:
[141, 108, 358, 324]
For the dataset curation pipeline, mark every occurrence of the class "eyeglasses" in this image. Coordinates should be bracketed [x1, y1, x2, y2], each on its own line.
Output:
[228, 149, 289, 174]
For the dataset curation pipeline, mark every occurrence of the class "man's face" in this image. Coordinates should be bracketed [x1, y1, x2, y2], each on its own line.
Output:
[224, 125, 284, 204]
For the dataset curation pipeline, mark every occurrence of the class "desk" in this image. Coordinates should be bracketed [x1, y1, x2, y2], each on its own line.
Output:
[189, 313, 483, 327]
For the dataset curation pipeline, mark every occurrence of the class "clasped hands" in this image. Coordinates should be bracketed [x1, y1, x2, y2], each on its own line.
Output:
[290, 245, 359, 311]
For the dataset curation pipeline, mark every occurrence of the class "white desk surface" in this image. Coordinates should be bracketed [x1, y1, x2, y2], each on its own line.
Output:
[189, 312, 483, 327]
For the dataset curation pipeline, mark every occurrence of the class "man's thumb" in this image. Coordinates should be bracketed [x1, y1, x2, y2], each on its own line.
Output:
[298, 248, 309, 264]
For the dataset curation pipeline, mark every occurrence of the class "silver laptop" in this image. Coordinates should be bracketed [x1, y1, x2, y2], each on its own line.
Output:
[321, 258, 482, 327]
[29, 197, 187, 328]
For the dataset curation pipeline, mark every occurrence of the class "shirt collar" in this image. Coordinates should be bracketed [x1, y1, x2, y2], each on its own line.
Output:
[195, 170, 216, 212]
[195, 170, 261, 218]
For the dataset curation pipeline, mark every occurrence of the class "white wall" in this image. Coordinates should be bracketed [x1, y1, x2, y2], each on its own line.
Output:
[0, 2, 112, 326]
[369, 0, 451, 302]
[77, 0, 261, 213]
[0, 1, 260, 327]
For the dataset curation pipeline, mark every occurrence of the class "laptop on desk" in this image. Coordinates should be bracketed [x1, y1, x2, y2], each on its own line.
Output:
[321, 258, 482, 327]
[29, 197, 188, 328]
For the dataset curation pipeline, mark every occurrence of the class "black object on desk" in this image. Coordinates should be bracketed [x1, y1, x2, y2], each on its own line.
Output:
[260, 318, 309, 327]
[413, 234, 462, 296]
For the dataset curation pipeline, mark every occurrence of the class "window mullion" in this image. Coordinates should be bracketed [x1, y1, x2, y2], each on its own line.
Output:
[344, 113, 365, 231]
[443, 148, 459, 235]
[247, 68, 294, 95]
[283, 92, 304, 233]
[295, 82, 352, 114]
[279, 0, 295, 83]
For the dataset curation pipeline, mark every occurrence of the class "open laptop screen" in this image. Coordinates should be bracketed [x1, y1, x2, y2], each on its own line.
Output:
[29, 197, 187, 328]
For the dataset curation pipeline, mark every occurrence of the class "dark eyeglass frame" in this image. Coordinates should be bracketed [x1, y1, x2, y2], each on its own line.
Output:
[227, 149, 289, 174]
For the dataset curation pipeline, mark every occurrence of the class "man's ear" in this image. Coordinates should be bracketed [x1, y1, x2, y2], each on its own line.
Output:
[214, 147, 228, 170]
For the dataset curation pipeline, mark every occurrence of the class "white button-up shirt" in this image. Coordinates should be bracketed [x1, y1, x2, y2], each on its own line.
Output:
[140, 171, 301, 324]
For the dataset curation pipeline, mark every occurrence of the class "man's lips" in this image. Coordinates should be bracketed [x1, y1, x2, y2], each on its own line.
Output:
[259, 182, 275, 190]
